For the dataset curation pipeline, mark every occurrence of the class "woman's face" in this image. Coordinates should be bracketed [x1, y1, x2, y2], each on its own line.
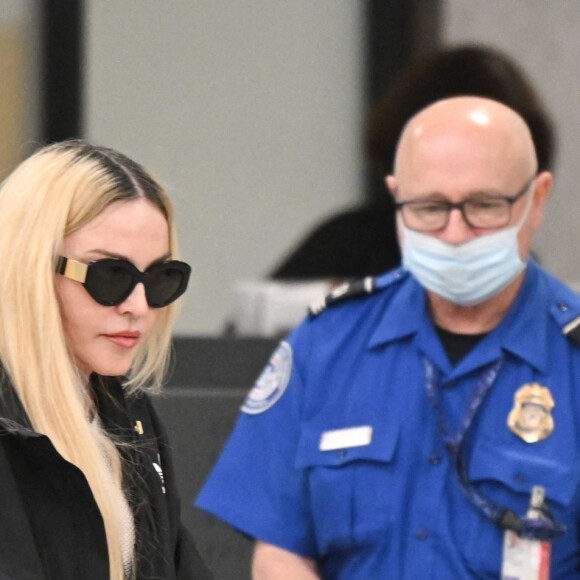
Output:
[55, 199, 170, 380]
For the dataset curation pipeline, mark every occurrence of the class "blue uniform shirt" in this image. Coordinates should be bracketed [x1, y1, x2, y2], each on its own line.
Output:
[197, 260, 580, 579]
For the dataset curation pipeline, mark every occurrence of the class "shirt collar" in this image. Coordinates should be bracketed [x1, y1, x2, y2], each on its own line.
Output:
[489, 260, 548, 373]
[369, 272, 428, 348]
[368, 260, 548, 374]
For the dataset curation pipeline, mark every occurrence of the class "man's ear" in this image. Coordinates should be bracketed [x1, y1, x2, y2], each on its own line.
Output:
[530, 171, 552, 229]
[386, 175, 397, 197]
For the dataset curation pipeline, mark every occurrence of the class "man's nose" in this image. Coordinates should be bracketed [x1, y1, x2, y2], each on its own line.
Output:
[437, 207, 476, 245]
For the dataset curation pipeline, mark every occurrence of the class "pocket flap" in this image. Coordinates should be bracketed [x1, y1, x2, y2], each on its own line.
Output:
[469, 436, 579, 506]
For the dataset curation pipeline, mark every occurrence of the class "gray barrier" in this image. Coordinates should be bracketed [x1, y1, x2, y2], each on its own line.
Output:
[152, 337, 278, 580]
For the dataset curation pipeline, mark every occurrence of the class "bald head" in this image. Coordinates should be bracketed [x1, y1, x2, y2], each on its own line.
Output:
[387, 95, 553, 310]
[392, 96, 538, 191]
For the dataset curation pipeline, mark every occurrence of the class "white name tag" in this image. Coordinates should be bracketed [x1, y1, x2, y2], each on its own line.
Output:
[319, 426, 373, 451]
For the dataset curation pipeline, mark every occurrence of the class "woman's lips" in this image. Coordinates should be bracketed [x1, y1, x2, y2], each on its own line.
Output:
[104, 331, 141, 349]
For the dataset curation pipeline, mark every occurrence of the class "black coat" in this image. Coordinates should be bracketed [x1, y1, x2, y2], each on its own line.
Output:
[0, 373, 213, 580]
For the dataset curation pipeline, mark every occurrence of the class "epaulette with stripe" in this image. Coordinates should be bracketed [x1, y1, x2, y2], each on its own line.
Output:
[563, 314, 580, 348]
[550, 283, 580, 348]
[309, 268, 406, 317]
[309, 277, 375, 316]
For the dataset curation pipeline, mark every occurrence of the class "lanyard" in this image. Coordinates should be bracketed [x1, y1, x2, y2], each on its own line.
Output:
[424, 357, 564, 541]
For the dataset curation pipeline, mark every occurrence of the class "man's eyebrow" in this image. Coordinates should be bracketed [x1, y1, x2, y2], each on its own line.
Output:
[402, 188, 511, 202]
[399, 192, 451, 202]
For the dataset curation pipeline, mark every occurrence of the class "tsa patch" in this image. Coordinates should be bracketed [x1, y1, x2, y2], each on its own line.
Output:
[241, 341, 292, 414]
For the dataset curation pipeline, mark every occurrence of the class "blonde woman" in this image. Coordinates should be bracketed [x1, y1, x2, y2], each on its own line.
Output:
[0, 140, 212, 580]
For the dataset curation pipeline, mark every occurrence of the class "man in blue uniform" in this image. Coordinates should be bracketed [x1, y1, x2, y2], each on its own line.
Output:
[197, 97, 580, 578]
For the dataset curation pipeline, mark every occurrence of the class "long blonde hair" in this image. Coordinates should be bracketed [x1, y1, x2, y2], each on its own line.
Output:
[0, 140, 180, 579]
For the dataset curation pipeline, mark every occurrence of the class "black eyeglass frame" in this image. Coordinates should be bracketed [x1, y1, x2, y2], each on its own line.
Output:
[394, 177, 536, 232]
[56, 256, 191, 308]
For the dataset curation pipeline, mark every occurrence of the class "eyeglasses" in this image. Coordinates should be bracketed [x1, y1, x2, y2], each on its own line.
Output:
[56, 256, 191, 307]
[395, 178, 535, 232]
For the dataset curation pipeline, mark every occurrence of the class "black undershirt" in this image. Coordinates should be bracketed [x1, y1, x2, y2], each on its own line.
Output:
[435, 326, 488, 366]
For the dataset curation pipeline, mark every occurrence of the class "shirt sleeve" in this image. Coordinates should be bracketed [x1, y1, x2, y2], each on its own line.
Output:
[195, 325, 318, 558]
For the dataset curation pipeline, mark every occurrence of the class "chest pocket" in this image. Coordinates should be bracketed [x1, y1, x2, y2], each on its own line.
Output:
[469, 436, 579, 506]
[295, 422, 400, 554]
[459, 435, 580, 576]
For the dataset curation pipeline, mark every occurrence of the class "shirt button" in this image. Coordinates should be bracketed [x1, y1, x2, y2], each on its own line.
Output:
[514, 472, 526, 484]
[337, 450, 347, 460]
[429, 453, 442, 465]
[415, 528, 429, 541]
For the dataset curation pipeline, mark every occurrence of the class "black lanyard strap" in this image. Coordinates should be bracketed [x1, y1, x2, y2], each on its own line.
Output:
[424, 357, 565, 541]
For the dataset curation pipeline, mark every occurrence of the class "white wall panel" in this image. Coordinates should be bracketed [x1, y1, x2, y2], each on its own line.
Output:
[85, 1, 364, 334]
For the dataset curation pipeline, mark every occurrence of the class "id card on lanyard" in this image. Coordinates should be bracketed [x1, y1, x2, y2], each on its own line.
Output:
[501, 486, 551, 580]
[424, 358, 561, 578]
[501, 531, 550, 580]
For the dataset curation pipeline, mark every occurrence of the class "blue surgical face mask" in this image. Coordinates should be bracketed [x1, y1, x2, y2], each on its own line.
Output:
[400, 191, 533, 306]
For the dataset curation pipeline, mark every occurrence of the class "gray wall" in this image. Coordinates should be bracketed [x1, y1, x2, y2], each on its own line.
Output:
[0, 0, 41, 174]
[84, 1, 580, 335]
[85, 2, 364, 334]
